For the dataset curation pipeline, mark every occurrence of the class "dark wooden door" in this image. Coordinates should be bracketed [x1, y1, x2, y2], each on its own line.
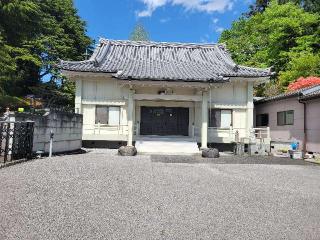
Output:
[140, 107, 189, 136]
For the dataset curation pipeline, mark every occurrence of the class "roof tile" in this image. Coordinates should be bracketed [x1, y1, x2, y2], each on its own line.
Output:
[59, 39, 273, 82]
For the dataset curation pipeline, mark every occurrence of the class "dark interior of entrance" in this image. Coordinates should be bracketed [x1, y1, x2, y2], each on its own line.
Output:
[140, 107, 189, 136]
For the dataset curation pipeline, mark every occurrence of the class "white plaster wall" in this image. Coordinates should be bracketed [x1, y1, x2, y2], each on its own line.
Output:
[82, 104, 95, 134]
[233, 109, 247, 137]
[82, 78, 128, 101]
[78, 77, 250, 143]
[207, 82, 248, 141]
[209, 82, 247, 105]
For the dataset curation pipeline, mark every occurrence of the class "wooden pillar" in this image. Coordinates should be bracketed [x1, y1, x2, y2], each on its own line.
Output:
[75, 79, 82, 114]
[247, 82, 254, 138]
[127, 89, 134, 146]
[201, 91, 208, 149]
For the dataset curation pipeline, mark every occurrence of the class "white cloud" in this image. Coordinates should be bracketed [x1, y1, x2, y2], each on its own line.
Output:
[210, 17, 224, 34]
[137, 0, 235, 17]
[212, 18, 219, 24]
[137, 0, 167, 17]
[215, 27, 224, 33]
[160, 17, 171, 23]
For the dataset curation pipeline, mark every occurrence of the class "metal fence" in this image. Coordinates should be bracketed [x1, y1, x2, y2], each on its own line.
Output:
[0, 121, 34, 164]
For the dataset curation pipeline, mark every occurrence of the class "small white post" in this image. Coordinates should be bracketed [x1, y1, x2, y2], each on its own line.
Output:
[191, 124, 195, 138]
[267, 127, 270, 139]
[49, 130, 54, 158]
[229, 126, 233, 141]
[136, 122, 140, 136]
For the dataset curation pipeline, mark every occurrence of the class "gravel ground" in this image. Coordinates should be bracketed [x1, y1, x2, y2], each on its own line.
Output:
[151, 154, 314, 165]
[0, 150, 320, 240]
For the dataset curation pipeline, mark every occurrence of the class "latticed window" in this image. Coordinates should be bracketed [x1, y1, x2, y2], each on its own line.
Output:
[95, 106, 120, 125]
[208, 109, 232, 128]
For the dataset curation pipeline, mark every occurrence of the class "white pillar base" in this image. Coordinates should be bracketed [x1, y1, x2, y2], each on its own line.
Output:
[127, 90, 134, 146]
[201, 91, 208, 149]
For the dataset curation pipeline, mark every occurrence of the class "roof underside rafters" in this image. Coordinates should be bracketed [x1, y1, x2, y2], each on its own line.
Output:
[59, 38, 273, 83]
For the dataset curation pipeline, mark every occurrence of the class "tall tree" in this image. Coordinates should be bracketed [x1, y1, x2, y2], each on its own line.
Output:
[0, 0, 92, 108]
[246, 0, 269, 16]
[247, 0, 320, 16]
[220, 1, 320, 95]
[129, 23, 150, 41]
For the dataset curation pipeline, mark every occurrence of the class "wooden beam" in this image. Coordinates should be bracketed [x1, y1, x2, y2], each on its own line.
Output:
[82, 99, 126, 105]
[133, 94, 202, 102]
[118, 80, 214, 89]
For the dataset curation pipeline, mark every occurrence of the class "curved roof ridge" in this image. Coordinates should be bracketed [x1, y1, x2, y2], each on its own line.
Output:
[213, 45, 238, 71]
[59, 59, 94, 64]
[238, 65, 273, 75]
[99, 38, 223, 49]
[93, 41, 111, 66]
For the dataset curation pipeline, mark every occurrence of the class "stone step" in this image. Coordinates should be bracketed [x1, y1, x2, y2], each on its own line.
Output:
[135, 137, 200, 155]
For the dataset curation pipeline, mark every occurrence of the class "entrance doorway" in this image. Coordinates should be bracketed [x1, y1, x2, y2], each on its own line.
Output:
[140, 107, 189, 136]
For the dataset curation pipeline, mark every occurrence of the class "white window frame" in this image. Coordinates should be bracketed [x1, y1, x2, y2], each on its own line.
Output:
[208, 109, 233, 128]
[95, 105, 120, 126]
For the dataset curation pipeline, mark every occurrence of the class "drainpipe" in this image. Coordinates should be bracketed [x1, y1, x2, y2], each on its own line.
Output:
[298, 94, 307, 154]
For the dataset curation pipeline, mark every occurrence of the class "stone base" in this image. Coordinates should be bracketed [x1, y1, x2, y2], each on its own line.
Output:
[118, 146, 137, 156]
[234, 143, 245, 155]
[248, 143, 270, 156]
[135, 137, 200, 155]
[202, 148, 219, 158]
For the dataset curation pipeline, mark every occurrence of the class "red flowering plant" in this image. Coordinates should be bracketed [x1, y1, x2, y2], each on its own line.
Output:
[287, 76, 320, 92]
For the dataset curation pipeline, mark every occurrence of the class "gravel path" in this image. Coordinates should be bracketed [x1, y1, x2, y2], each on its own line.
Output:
[0, 150, 320, 240]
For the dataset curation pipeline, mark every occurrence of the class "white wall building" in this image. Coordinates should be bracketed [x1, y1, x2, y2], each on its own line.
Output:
[59, 39, 272, 151]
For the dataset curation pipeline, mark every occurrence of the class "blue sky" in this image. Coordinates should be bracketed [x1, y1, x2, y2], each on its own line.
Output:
[74, 0, 253, 44]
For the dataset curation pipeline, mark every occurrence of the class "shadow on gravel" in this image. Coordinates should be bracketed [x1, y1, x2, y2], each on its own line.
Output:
[151, 155, 316, 165]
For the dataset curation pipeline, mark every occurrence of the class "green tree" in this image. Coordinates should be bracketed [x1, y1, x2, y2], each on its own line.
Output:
[0, 0, 92, 109]
[278, 52, 320, 86]
[247, 0, 320, 16]
[246, 0, 269, 16]
[220, 1, 320, 95]
[129, 23, 150, 41]
[0, 34, 16, 92]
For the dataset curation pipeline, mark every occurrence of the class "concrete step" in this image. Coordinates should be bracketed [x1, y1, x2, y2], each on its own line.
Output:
[135, 137, 200, 155]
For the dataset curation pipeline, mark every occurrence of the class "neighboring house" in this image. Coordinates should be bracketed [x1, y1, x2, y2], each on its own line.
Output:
[59, 39, 272, 151]
[254, 84, 320, 153]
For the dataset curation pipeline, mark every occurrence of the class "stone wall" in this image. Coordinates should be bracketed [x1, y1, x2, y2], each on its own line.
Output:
[12, 111, 83, 153]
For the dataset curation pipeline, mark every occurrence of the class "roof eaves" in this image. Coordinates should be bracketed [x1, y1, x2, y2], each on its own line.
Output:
[255, 84, 320, 104]
[254, 91, 300, 104]
[299, 90, 320, 101]
[112, 74, 228, 83]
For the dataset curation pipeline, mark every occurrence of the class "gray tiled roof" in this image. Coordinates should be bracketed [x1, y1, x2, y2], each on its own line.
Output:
[59, 39, 273, 82]
[300, 86, 320, 100]
[255, 84, 320, 104]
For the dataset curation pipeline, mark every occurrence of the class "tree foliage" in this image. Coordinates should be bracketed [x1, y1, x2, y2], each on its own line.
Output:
[0, 0, 92, 110]
[247, 0, 320, 16]
[220, 1, 320, 96]
[129, 23, 150, 41]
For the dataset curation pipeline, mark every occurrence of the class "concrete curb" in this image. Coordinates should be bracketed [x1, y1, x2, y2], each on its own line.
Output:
[305, 159, 320, 165]
[0, 158, 34, 169]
